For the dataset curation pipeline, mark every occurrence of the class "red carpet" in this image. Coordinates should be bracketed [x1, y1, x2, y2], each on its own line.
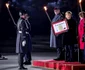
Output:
[32, 59, 85, 70]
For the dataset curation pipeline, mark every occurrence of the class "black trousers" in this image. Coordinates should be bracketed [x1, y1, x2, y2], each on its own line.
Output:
[56, 34, 64, 59]
[24, 51, 31, 62]
[18, 53, 24, 68]
[18, 52, 31, 67]
[65, 45, 74, 62]
[79, 49, 85, 63]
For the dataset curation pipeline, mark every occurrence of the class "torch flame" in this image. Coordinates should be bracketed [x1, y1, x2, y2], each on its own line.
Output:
[6, 3, 9, 8]
[44, 6, 47, 11]
[79, 0, 82, 3]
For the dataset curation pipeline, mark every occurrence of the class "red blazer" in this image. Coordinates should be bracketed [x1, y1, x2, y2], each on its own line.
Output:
[78, 18, 85, 50]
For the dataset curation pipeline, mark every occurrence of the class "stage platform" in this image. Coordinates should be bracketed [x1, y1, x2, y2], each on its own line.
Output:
[32, 60, 85, 70]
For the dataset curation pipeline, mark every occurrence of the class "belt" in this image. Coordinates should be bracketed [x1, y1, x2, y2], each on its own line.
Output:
[18, 31, 22, 33]
[18, 31, 29, 34]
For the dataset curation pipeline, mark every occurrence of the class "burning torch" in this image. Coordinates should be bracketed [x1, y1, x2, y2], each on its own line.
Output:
[6, 3, 16, 26]
[79, 0, 83, 12]
[44, 6, 51, 23]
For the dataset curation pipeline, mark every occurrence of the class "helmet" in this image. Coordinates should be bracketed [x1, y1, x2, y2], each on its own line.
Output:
[19, 10, 27, 16]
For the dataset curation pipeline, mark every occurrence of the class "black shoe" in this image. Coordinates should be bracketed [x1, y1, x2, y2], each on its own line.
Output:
[23, 61, 31, 65]
[0, 56, 8, 60]
[54, 58, 63, 61]
[19, 67, 27, 70]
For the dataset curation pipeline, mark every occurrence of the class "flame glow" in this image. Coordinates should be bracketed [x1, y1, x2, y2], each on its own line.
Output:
[79, 0, 82, 3]
[6, 3, 9, 8]
[44, 6, 47, 11]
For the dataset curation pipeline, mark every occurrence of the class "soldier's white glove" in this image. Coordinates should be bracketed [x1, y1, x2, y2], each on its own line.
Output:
[19, 31, 22, 33]
[22, 40, 26, 46]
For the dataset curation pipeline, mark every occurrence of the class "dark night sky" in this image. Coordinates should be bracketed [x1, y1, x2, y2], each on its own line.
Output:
[0, 0, 85, 40]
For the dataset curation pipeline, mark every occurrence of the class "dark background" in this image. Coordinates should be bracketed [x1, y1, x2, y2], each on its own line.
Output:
[0, 0, 85, 38]
[0, 0, 85, 53]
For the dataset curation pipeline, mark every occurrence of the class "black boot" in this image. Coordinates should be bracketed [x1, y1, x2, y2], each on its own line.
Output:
[19, 66, 27, 70]
[23, 61, 31, 65]
[23, 52, 31, 65]
[18, 53, 27, 70]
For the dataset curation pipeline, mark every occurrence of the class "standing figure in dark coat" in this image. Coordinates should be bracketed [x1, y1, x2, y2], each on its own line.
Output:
[64, 11, 77, 62]
[50, 6, 64, 60]
[16, 10, 32, 70]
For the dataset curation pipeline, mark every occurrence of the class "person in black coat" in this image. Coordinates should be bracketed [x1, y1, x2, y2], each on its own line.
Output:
[16, 10, 32, 70]
[63, 11, 77, 62]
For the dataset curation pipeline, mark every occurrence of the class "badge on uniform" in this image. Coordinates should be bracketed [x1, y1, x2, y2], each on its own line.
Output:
[52, 19, 69, 35]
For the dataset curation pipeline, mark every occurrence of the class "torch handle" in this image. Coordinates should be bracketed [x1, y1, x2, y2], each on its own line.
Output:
[80, 3, 83, 12]
[45, 11, 52, 23]
[7, 8, 17, 26]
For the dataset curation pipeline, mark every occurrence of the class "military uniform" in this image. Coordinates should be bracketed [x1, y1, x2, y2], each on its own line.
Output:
[16, 17, 32, 69]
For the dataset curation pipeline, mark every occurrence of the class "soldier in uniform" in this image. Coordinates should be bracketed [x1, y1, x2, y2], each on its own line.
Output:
[16, 10, 32, 70]
[50, 6, 64, 60]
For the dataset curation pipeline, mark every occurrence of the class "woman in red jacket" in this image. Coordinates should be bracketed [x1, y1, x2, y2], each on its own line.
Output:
[78, 11, 85, 63]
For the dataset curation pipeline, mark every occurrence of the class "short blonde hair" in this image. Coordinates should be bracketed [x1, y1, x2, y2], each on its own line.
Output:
[79, 11, 85, 18]
[65, 11, 72, 15]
